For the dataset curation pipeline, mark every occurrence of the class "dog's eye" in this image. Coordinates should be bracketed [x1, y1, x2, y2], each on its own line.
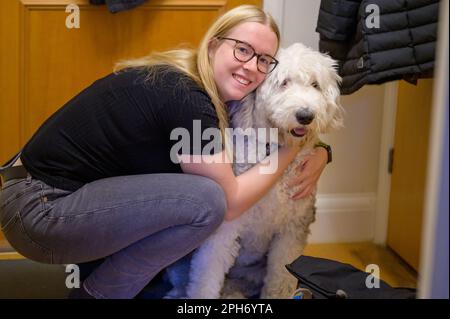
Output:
[281, 79, 289, 88]
[311, 81, 320, 90]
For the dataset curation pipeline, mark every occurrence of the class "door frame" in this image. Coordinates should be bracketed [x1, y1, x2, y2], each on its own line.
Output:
[373, 81, 398, 245]
[373, 0, 449, 298]
[418, 0, 449, 298]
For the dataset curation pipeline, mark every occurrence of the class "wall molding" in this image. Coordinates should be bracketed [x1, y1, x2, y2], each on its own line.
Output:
[309, 193, 377, 243]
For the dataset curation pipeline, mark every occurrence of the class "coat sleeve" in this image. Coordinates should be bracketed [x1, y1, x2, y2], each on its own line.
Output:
[315, 0, 361, 75]
[315, 0, 361, 41]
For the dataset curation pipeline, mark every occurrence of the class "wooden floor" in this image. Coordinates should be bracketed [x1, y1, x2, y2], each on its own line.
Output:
[1, 239, 417, 289]
[0, 239, 25, 260]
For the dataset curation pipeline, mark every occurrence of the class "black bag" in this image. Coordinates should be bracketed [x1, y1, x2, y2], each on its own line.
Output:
[286, 255, 416, 299]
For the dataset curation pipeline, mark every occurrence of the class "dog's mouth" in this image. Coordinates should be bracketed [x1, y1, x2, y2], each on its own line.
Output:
[290, 127, 308, 138]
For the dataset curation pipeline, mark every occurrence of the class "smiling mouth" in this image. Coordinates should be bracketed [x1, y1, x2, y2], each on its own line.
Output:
[233, 73, 252, 86]
[290, 127, 307, 137]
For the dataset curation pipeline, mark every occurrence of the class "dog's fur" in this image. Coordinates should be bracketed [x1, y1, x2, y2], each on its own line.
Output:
[165, 43, 344, 299]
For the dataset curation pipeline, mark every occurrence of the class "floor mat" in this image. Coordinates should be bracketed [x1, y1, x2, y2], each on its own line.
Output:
[0, 259, 172, 299]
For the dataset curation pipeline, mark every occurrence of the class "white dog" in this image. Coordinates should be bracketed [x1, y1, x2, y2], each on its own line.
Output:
[165, 43, 344, 299]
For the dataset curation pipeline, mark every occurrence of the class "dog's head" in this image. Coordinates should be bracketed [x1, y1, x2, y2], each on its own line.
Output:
[250, 42, 344, 146]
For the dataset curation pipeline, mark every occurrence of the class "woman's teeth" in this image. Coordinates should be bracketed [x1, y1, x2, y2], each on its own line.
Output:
[233, 74, 251, 86]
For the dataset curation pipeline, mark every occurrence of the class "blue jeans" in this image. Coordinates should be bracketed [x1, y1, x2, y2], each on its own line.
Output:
[0, 173, 226, 298]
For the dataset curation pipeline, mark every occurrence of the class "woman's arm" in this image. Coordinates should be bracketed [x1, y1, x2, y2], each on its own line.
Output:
[179, 145, 299, 221]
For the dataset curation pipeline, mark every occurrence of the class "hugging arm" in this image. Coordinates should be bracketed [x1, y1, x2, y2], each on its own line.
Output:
[179, 146, 299, 221]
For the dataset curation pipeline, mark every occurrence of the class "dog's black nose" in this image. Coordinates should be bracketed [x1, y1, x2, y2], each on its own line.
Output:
[295, 108, 315, 125]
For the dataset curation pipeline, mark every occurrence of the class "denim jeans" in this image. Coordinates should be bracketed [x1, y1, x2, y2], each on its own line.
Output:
[0, 173, 226, 298]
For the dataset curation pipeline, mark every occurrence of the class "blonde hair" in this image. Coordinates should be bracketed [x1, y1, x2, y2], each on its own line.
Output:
[115, 5, 280, 149]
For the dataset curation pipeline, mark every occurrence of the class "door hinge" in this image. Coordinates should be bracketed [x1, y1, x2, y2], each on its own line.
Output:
[388, 148, 394, 174]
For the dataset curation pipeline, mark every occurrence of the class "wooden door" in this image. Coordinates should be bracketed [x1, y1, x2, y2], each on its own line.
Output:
[387, 79, 434, 271]
[0, 0, 261, 251]
[0, 0, 261, 163]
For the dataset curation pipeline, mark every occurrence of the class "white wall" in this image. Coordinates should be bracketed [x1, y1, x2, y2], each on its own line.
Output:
[264, 0, 386, 242]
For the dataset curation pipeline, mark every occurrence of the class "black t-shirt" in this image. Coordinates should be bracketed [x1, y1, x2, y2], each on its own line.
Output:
[21, 67, 221, 191]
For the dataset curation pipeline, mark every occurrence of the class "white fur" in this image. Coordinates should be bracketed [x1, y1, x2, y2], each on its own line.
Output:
[165, 43, 344, 299]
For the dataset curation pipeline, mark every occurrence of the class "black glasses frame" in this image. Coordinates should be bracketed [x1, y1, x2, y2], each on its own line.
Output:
[217, 37, 279, 74]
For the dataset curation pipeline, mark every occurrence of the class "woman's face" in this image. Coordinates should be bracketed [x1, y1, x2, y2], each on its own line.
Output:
[209, 22, 278, 102]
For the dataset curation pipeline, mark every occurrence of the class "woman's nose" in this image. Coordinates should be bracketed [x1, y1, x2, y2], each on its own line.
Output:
[242, 56, 259, 73]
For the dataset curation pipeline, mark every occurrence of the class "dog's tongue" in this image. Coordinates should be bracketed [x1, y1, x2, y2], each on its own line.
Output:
[293, 127, 306, 136]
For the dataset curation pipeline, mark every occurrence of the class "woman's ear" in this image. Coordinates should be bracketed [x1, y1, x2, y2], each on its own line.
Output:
[208, 38, 219, 59]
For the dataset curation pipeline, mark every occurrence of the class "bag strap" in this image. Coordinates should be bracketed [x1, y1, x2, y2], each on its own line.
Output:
[0, 150, 22, 171]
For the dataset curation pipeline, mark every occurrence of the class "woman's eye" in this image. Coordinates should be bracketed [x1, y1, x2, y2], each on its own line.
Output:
[259, 57, 270, 66]
[238, 46, 249, 55]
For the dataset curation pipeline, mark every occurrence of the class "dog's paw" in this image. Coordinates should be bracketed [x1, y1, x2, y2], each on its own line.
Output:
[261, 284, 297, 299]
[163, 287, 187, 299]
[221, 291, 246, 299]
[187, 285, 222, 299]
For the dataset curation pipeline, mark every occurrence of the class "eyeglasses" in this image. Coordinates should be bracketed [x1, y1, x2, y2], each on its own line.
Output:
[217, 37, 279, 74]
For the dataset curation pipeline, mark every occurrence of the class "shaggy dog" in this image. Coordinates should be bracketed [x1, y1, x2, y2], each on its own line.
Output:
[165, 43, 344, 299]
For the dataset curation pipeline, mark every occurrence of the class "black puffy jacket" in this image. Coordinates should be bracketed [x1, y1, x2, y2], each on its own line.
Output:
[316, 0, 439, 95]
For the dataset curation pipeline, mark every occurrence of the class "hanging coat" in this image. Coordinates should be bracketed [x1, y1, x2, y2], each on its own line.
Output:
[316, 0, 439, 95]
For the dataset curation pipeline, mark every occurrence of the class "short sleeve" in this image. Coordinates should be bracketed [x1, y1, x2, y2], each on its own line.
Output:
[159, 77, 222, 156]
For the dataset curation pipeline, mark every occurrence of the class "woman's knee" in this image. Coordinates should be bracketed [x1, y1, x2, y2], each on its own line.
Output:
[190, 176, 227, 228]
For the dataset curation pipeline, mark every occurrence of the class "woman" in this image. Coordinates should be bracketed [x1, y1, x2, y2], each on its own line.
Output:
[0, 5, 329, 299]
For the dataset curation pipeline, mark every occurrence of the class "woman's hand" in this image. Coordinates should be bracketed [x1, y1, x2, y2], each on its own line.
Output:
[287, 147, 328, 200]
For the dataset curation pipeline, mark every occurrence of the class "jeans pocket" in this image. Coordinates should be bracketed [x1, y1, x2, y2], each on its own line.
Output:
[0, 181, 40, 210]
[1, 212, 53, 264]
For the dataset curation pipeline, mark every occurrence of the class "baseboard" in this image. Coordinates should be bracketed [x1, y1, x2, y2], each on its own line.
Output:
[309, 193, 377, 243]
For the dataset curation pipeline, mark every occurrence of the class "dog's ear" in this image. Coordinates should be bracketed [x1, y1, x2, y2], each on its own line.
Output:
[323, 60, 345, 132]
[325, 84, 344, 131]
